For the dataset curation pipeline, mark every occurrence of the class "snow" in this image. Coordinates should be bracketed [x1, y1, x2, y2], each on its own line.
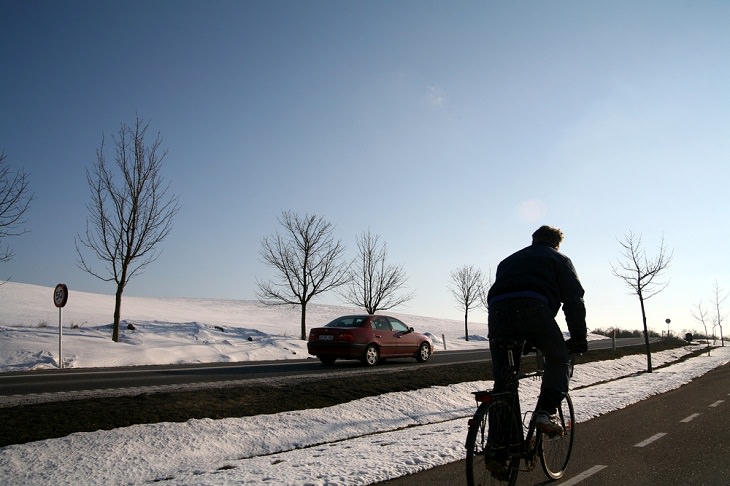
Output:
[1, 282, 728, 485]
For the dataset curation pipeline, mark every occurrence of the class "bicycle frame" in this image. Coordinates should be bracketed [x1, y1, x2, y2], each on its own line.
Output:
[471, 357, 546, 472]
[465, 344, 577, 485]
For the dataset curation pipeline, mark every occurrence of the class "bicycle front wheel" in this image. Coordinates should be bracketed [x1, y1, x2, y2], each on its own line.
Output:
[539, 393, 575, 479]
[466, 397, 521, 486]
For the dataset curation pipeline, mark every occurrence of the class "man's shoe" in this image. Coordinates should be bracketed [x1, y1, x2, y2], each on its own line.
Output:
[535, 412, 563, 436]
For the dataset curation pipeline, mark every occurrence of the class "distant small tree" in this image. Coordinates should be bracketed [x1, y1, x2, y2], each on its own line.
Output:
[0, 151, 33, 264]
[450, 265, 484, 341]
[339, 229, 413, 314]
[76, 117, 179, 342]
[691, 301, 712, 356]
[711, 279, 726, 346]
[257, 211, 349, 340]
[611, 232, 672, 372]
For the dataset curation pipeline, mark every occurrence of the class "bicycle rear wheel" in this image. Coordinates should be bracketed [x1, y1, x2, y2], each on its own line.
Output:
[466, 397, 522, 486]
[539, 393, 575, 479]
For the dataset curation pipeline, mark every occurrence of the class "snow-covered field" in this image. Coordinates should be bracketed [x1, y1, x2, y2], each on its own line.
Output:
[0, 282, 487, 371]
[1, 282, 728, 485]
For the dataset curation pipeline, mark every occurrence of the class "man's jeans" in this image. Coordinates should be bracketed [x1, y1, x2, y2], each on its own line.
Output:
[488, 298, 570, 414]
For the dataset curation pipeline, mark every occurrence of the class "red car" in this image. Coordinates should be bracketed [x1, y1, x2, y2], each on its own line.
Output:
[307, 314, 433, 366]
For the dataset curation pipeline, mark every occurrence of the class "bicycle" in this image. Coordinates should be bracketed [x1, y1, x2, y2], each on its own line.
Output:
[465, 338, 577, 485]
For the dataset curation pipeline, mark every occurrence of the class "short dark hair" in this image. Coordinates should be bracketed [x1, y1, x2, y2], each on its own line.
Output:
[532, 225, 564, 248]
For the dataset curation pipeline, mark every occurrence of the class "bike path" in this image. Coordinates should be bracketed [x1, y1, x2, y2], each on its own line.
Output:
[375, 358, 730, 485]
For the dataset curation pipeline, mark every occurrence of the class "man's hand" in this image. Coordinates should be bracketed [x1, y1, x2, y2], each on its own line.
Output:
[566, 337, 587, 354]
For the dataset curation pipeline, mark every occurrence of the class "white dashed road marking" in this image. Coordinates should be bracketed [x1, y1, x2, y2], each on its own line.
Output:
[680, 413, 701, 423]
[634, 433, 667, 448]
[709, 400, 724, 408]
[559, 465, 608, 485]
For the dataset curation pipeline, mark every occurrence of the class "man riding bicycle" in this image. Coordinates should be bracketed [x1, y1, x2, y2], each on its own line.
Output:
[487, 225, 587, 435]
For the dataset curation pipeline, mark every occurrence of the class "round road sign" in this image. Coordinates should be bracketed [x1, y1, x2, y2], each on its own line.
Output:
[53, 283, 68, 308]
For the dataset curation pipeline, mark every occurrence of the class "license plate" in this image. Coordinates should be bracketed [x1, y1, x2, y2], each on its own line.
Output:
[319, 335, 334, 341]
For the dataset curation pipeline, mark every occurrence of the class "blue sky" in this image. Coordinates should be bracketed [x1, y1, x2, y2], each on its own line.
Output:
[2, 1, 729, 334]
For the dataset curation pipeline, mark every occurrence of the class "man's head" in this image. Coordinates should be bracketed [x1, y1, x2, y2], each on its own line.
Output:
[532, 225, 564, 249]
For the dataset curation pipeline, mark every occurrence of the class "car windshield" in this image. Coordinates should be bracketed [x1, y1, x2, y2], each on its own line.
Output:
[325, 316, 367, 328]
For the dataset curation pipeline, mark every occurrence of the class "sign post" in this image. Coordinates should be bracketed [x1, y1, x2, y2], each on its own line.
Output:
[53, 284, 69, 369]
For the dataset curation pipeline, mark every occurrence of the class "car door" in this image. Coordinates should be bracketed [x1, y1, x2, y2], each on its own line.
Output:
[388, 317, 419, 355]
[371, 316, 398, 356]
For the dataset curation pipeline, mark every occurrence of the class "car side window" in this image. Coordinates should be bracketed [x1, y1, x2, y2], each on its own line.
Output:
[372, 317, 391, 330]
[388, 318, 408, 332]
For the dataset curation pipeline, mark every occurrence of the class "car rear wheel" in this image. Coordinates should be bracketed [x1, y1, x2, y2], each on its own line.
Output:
[362, 344, 379, 366]
[416, 342, 431, 362]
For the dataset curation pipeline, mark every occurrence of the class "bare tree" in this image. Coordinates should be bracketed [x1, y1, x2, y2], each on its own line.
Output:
[257, 211, 349, 340]
[339, 229, 413, 314]
[450, 265, 484, 342]
[611, 232, 672, 372]
[711, 279, 726, 346]
[76, 117, 179, 342]
[690, 301, 712, 356]
[478, 267, 494, 311]
[0, 151, 33, 264]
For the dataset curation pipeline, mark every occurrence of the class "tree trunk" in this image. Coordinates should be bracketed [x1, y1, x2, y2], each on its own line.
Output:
[113, 261, 129, 343]
[639, 296, 652, 373]
[113, 283, 123, 343]
[464, 310, 469, 342]
[300, 301, 307, 341]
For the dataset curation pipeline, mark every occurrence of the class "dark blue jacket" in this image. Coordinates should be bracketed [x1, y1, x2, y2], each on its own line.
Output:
[487, 242, 587, 339]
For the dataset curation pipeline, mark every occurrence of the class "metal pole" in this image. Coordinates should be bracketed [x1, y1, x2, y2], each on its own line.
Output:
[612, 327, 616, 352]
[58, 307, 63, 369]
[53, 283, 68, 369]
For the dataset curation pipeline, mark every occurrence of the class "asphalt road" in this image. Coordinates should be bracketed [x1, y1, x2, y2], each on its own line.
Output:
[0, 348, 489, 398]
[0, 338, 646, 403]
[376, 359, 730, 485]
[0, 338, 638, 399]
